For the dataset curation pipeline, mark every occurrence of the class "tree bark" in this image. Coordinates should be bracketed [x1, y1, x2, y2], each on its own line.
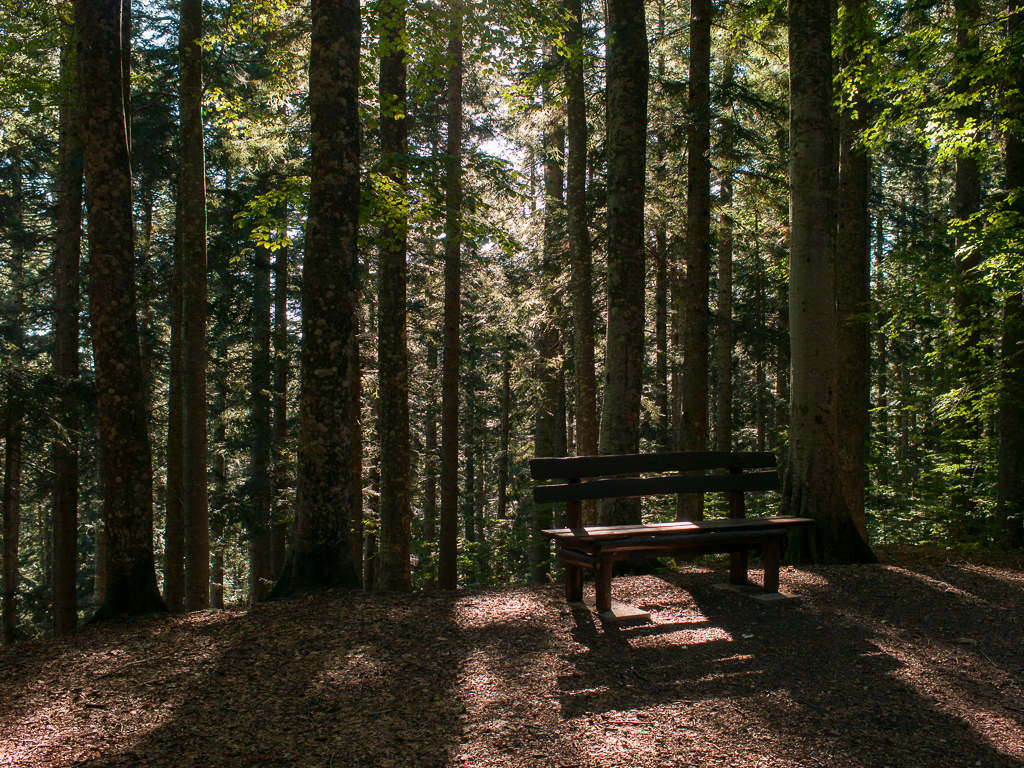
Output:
[497, 348, 510, 520]
[164, 184, 185, 612]
[836, 0, 872, 540]
[439, 1, 463, 591]
[271, 239, 290, 577]
[377, 0, 412, 591]
[269, 0, 362, 596]
[249, 243, 273, 601]
[53, 20, 84, 637]
[424, 339, 438, 582]
[179, 0, 209, 611]
[597, 0, 648, 525]
[783, 0, 874, 563]
[565, 0, 598, 526]
[995, 0, 1024, 550]
[77, 0, 167, 619]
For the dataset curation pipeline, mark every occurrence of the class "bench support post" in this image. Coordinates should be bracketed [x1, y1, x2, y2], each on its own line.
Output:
[565, 563, 583, 602]
[762, 538, 780, 592]
[595, 552, 614, 613]
[729, 550, 749, 585]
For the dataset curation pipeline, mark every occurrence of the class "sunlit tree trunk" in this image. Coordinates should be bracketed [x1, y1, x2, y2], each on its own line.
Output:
[783, 0, 874, 563]
[597, 0, 648, 525]
[439, 1, 463, 590]
[77, 0, 167, 619]
[53, 20, 84, 637]
[269, 0, 362, 596]
[377, 0, 412, 591]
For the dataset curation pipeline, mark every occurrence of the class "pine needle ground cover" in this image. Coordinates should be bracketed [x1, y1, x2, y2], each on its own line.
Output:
[1, 548, 1021, 768]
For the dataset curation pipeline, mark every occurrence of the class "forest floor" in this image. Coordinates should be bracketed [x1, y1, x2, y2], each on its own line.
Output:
[1, 546, 1023, 768]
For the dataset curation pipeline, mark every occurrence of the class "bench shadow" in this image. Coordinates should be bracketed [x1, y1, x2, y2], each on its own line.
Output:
[555, 563, 1023, 767]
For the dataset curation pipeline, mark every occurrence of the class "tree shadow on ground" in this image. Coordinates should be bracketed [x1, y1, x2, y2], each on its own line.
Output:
[555, 560, 1023, 767]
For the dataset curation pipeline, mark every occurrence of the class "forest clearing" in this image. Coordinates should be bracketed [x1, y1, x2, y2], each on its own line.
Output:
[1, 547, 1022, 768]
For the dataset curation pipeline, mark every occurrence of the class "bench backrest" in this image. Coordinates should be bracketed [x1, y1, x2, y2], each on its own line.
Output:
[531, 450, 779, 505]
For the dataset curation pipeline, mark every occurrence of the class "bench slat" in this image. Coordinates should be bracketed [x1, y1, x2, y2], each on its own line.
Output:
[534, 469, 780, 505]
[542, 515, 813, 542]
[530, 450, 777, 480]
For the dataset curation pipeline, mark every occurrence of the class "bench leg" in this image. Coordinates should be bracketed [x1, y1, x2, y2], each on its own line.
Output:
[565, 563, 583, 602]
[762, 538, 780, 593]
[729, 550, 749, 586]
[595, 553, 614, 613]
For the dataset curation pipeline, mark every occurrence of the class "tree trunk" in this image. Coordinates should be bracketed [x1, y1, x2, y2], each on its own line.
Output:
[2, 414, 23, 644]
[497, 349, 510, 520]
[678, 0, 712, 522]
[784, 0, 874, 563]
[565, 0, 598, 526]
[836, 0, 872, 540]
[952, 0, 983, 530]
[271, 239, 290, 578]
[77, 0, 167, 619]
[995, 0, 1024, 551]
[424, 340, 438, 583]
[52, 20, 84, 637]
[463, 401, 477, 584]
[597, 0, 648, 525]
[377, 0, 412, 591]
[179, 0, 209, 611]
[716, 172, 733, 454]
[249, 243, 273, 601]
[269, 0, 362, 596]
[350, 327, 364, 582]
[438, 1, 463, 591]
[164, 184, 185, 612]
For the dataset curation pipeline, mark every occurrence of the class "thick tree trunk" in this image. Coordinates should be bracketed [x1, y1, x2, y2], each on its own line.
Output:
[53, 22, 84, 637]
[438, 2, 463, 591]
[597, 0, 648, 525]
[783, 0, 874, 563]
[377, 0, 412, 591]
[269, 0, 362, 596]
[565, 0, 598, 526]
[995, 0, 1024, 550]
[836, 0, 872, 540]
[179, 0, 209, 611]
[249, 244, 273, 601]
[77, 0, 167, 619]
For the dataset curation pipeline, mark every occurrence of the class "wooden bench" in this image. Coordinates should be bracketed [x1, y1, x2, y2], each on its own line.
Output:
[531, 451, 813, 614]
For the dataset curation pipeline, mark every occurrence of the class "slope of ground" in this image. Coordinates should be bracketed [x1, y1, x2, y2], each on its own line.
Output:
[1, 546, 1022, 767]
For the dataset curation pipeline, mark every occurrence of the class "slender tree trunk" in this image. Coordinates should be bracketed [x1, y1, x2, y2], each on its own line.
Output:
[677, 0, 712, 521]
[836, 0, 872, 540]
[52, 21, 84, 637]
[271, 239, 289, 577]
[654, 231, 670, 452]
[77, 0, 167, 619]
[350, 326, 364, 582]
[424, 340, 438, 583]
[995, 0, 1024, 550]
[439, 1, 463, 591]
[249, 243, 273, 601]
[716, 172, 733, 453]
[164, 186, 185, 611]
[179, 0, 209, 611]
[497, 349, 510, 519]
[565, 0, 598, 525]
[269, 0, 362, 596]
[377, 0, 412, 591]
[783, 0, 874, 563]
[463, 401, 477, 584]
[598, 0, 648, 525]
[952, 0, 983, 529]
[210, 341, 228, 608]
[2, 415, 23, 644]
